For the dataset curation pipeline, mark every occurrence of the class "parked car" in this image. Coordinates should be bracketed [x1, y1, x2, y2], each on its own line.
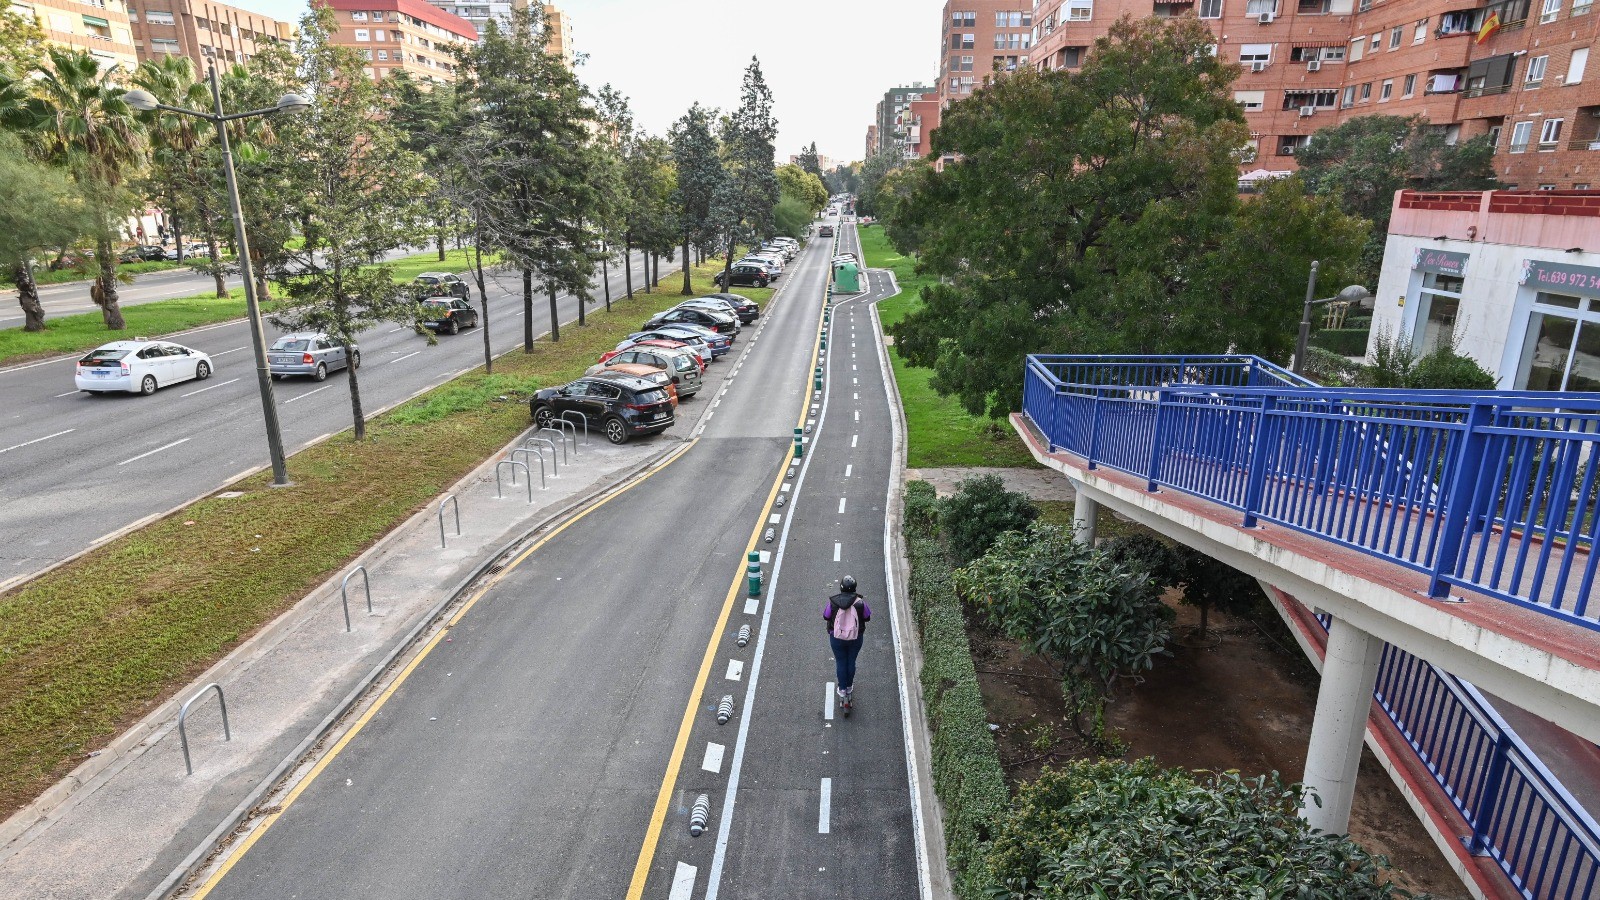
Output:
[584, 361, 678, 406]
[268, 332, 359, 381]
[590, 345, 702, 399]
[652, 323, 733, 358]
[419, 297, 479, 334]
[413, 272, 470, 299]
[623, 333, 713, 367]
[119, 245, 167, 263]
[529, 373, 675, 444]
[677, 297, 743, 320]
[644, 306, 738, 336]
[706, 293, 760, 323]
[167, 241, 209, 261]
[713, 264, 770, 289]
[75, 339, 213, 395]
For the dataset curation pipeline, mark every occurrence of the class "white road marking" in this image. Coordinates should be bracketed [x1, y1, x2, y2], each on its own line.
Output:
[743, 597, 758, 615]
[853, 392, 859, 400]
[852, 378, 858, 385]
[387, 326, 405, 334]
[768, 513, 781, 524]
[838, 498, 847, 514]
[853, 364, 857, 371]
[0, 428, 74, 455]
[851, 434, 858, 447]
[780, 484, 791, 493]
[117, 437, 190, 466]
[180, 377, 240, 398]
[669, 862, 697, 900]
[845, 465, 852, 477]
[759, 551, 771, 563]
[854, 410, 859, 422]
[725, 659, 744, 681]
[825, 682, 836, 721]
[702, 742, 726, 774]
[53, 390, 80, 398]
[389, 350, 421, 364]
[285, 383, 336, 404]
[833, 542, 841, 562]
[212, 346, 248, 356]
[819, 778, 832, 834]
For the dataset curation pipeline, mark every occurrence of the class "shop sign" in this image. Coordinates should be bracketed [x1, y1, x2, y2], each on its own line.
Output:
[1520, 259, 1600, 294]
[1412, 248, 1470, 277]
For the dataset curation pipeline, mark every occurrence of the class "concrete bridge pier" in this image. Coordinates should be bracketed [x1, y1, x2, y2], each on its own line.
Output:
[1072, 489, 1098, 547]
[1301, 616, 1384, 834]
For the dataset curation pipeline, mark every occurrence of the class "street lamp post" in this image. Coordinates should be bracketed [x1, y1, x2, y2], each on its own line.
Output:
[1292, 259, 1372, 375]
[123, 70, 308, 487]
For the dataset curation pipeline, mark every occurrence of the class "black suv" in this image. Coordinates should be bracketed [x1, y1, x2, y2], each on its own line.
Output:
[530, 372, 675, 444]
[644, 306, 738, 335]
[712, 264, 769, 289]
[119, 245, 168, 263]
[419, 297, 479, 334]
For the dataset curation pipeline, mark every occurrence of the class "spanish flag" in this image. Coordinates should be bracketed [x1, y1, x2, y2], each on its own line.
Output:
[1477, 10, 1502, 44]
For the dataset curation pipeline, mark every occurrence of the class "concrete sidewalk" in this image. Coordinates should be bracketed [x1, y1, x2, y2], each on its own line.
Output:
[0, 419, 686, 900]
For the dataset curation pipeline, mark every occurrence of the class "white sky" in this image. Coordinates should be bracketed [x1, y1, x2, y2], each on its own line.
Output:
[246, 0, 941, 166]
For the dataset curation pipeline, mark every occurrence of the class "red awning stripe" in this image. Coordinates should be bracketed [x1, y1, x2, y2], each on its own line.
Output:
[1293, 40, 1347, 48]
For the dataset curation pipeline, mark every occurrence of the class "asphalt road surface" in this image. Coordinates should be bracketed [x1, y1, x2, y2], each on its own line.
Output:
[189, 220, 926, 900]
[0, 251, 672, 588]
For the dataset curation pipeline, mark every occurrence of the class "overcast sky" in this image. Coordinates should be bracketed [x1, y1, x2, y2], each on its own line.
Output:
[247, 0, 941, 166]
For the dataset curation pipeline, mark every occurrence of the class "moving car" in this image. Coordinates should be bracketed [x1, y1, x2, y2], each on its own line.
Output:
[75, 339, 213, 395]
[713, 264, 770, 289]
[818, 225, 834, 237]
[414, 272, 470, 299]
[119, 245, 167, 263]
[529, 372, 675, 445]
[268, 332, 359, 381]
[419, 297, 479, 334]
[590, 345, 702, 399]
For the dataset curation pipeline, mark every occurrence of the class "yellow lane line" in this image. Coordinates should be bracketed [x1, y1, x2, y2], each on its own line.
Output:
[190, 438, 697, 899]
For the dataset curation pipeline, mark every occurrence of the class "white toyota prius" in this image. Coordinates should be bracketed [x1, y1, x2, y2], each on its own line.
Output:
[75, 340, 214, 395]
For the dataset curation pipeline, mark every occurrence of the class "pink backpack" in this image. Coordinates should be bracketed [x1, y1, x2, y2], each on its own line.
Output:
[832, 601, 861, 641]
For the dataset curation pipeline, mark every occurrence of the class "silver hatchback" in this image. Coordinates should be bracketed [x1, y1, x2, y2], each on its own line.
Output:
[268, 333, 359, 381]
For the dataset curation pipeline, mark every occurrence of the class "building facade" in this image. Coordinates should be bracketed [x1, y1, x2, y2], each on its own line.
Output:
[940, 2, 1035, 105]
[127, 0, 292, 70]
[542, 3, 572, 64]
[1028, 0, 1600, 189]
[13, 0, 139, 72]
[875, 83, 933, 159]
[421, 0, 572, 61]
[865, 123, 879, 157]
[322, 0, 477, 82]
[1369, 188, 1600, 388]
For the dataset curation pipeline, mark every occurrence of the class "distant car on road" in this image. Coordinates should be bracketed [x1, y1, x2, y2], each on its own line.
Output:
[413, 272, 470, 299]
[530, 373, 675, 444]
[119, 245, 167, 263]
[419, 297, 479, 334]
[269, 333, 359, 381]
[818, 225, 834, 238]
[75, 339, 213, 395]
[167, 242, 209, 261]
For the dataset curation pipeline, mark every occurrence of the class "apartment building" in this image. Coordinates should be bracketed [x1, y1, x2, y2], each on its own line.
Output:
[421, 0, 573, 62]
[542, 3, 572, 65]
[127, 0, 292, 69]
[1030, 0, 1600, 189]
[940, 2, 1036, 105]
[875, 83, 933, 159]
[12, 0, 139, 71]
[866, 123, 880, 157]
[322, 0, 476, 82]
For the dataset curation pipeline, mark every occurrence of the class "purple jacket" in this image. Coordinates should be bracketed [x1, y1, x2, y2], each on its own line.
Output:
[823, 593, 871, 636]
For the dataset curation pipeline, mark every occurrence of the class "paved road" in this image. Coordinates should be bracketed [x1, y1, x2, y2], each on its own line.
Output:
[189, 221, 926, 899]
[0, 251, 674, 588]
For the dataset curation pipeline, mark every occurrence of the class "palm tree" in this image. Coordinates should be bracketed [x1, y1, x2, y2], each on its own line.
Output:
[22, 48, 146, 329]
[134, 55, 230, 296]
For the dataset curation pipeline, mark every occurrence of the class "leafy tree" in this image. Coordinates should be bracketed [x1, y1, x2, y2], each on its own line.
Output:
[0, 131, 90, 329]
[888, 16, 1364, 417]
[0, 0, 43, 71]
[220, 49, 300, 304]
[1296, 115, 1499, 283]
[854, 148, 903, 218]
[776, 162, 827, 215]
[266, 7, 425, 440]
[623, 133, 679, 300]
[796, 140, 822, 177]
[939, 472, 1039, 566]
[713, 58, 779, 284]
[823, 161, 859, 196]
[382, 73, 461, 261]
[17, 48, 146, 329]
[977, 759, 1420, 898]
[670, 101, 724, 295]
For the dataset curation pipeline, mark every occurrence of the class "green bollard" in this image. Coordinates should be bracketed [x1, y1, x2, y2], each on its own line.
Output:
[820, 336, 827, 351]
[747, 550, 762, 597]
[813, 366, 822, 391]
[793, 427, 805, 458]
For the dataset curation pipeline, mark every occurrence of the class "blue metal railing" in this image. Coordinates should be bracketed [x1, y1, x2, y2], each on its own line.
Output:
[1023, 354, 1600, 631]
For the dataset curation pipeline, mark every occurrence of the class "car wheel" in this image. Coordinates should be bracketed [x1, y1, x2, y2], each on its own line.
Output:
[196, 361, 211, 380]
[533, 405, 555, 429]
[314, 363, 328, 382]
[445, 319, 459, 335]
[140, 375, 157, 395]
[350, 351, 361, 370]
[603, 416, 630, 445]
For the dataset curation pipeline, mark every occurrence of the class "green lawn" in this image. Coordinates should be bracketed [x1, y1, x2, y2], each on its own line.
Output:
[858, 226, 1038, 469]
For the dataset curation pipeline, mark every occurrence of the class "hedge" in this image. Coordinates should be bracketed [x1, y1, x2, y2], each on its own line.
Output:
[903, 480, 1010, 898]
[1310, 327, 1371, 357]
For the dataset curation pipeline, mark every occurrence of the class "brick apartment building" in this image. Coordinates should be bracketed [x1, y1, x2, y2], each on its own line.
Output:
[127, 0, 293, 70]
[940, 2, 1036, 104]
[11, 0, 140, 71]
[1028, 0, 1600, 189]
[875, 83, 934, 160]
[322, 0, 477, 83]
[865, 123, 880, 156]
[422, 1, 574, 63]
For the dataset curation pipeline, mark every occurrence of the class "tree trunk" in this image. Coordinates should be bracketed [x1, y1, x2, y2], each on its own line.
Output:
[13, 260, 44, 331]
[644, 249, 652, 294]
[547, 283, 560, 343]
[436, 222, 446, 261]
[722, 239, 734, 293]
[472, 240, 492, 374]
[624, 234, 634, 299]
[682, 235, 693, 295]
[345, 341, 367, 441]
[601, 242, 612, 312]
[204, 222, 226, 298]
[93, 235, 125, 330]
[1198, 603, 1210, 642]
[522, 267, 535, 352]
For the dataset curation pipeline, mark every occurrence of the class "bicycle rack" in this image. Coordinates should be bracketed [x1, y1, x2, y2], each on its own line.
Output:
[509, 447, 548, 489]
[558, 411, 589, 443]
[178, 683, 230, 776]
[536, 426, 572, 465]
[523, 436, 559, 477]
[544, 419, 578, 459]
[339, 565, 372, 632]
[438, 494, 460, 548]
[496, 459, 532, 502]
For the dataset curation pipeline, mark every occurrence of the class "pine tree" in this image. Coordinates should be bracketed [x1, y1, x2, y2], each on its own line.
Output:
[670, 102, 723, 296]
[713, 58, 779, 286]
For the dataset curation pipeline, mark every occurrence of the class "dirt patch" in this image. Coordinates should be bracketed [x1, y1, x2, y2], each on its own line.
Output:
[967, 596, 1468, 899]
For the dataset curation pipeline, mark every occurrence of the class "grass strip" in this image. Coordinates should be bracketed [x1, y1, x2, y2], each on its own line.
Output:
[858, 227, 1038, 469]
[0, 254, 757, 817]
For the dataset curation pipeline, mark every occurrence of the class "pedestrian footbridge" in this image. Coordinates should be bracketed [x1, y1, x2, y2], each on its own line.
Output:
[1016, 354, 1600, 900]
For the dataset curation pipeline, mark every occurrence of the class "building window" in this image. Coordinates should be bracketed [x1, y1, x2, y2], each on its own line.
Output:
[1297, 0, 1331, 12]
[1540, 0, 1561, 22]
[957, 33, 975, 49]
[1239, 43, 1272, 65]
[354, 28, 369, 41]
[1526, 54, 1548, 86]
[373, 29, 386, 41]
[1245, 0, 1277, 14]
[1567, 47, 1589, 83]
[951, 10, 975, 27]
[1412, 271, 1464, 354]
[144, 10, 173, 25]
[1360, 82, 1372, 101]
[351, 11, 367, 21]
[377, 49, 389, 60]
[1199, 0, 1223, 17]
[1509, 120, 1534, 151]
[1414, 18, 1428, 42]
[1516, 294, 1600, 392]
[150, 37, 179, 54]
[1234, 89, 1265, 111]
[1539, 184, 1559, 190]
[958, 55, 973, 71]
[1341, 85, 1356, 106]
[1370, 31, 1382, 51]
[1379, 79, 1394, 100]
[1464, 53, 1518, 97]
[1278, 135, 1311, 155]
[1283, 89, 1337, 109]
[370, 10, 385, 22]
[1067, 0, 1093, 21]
[1539, 117, 1563, 147]
[1349, 37, 1364, 61]
[1389, 26, 1403, 49]
[1402, 73, 1416, 96]
[1487, 124, 1503, 148]
[361, 48, 372, 60]
[1058, 46, 1084, 68]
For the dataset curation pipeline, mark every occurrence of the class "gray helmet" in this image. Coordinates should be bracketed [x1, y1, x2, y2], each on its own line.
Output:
[840, 576, 857, 593]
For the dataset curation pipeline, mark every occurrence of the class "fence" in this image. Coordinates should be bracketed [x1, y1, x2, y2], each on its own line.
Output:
[1023, 354, 1600, 631]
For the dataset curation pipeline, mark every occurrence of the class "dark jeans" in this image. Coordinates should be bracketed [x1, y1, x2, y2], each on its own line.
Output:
[829, 635, 864, 691]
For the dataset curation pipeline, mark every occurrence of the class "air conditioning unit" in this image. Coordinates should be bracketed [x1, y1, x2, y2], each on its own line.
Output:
[1299, 105, 1317, 117]
[1257, 12, 1276, 24]
[1306, 59, 1322, 72]
[1251, 60, 1268, 72]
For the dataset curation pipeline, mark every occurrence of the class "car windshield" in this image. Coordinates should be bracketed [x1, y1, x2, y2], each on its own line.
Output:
[271, 338, 311, 351]
[80, 348, 129, 363]
[672, 356, 695, 373]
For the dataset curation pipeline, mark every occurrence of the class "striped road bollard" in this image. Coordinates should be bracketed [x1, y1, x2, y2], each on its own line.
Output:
[717, 694, 735, 724]
[793, 427, 805, 459]
[736, 623, 752, 647]
[690, 793, 711, 836]
[746, 551, 762, 598]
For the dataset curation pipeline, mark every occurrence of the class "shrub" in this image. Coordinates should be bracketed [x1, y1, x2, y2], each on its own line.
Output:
[904, 479, 941, 536]
[975, 759, 1421, 899]
[1309, 327, 1370, 357]
[1303, 346, 1362, 386]
[1360, 325, 1497, 390]
[1412, 347, 1498, 390]
[1101, 533, 1183, 589]
[1174, 546, 1264, 640]
[939, 473, 1038, 566]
